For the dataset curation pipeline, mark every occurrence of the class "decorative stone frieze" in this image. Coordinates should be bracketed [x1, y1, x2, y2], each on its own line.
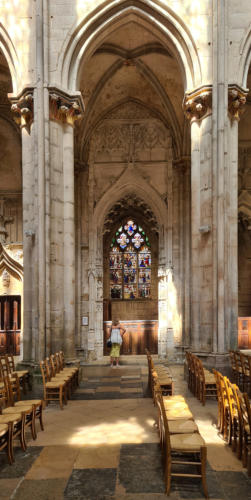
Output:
[9, 88, 34, 134]
[183, 85, 212, 122]
[49, 87, 84, 126]
[0, 199, 13, 244]
[228, 84, 248, 121]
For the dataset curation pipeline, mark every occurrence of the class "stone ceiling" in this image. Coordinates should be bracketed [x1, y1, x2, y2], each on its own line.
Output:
[76, 19, 185, 161]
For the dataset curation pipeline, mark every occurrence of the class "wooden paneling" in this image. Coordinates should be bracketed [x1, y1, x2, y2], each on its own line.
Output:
[0, 296, 21, 355]
[104, 320, 158, 355]
[238, 317, 251, 349]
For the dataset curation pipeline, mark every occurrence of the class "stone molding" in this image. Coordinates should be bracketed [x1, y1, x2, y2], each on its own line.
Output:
[228, 84, 248, 121]
[0, 242, 23, 282]
[9, 87, 34, 134]
[0, 199, 13, 244]
[183, 85, 212, 122]
[49, 87, 84, 126]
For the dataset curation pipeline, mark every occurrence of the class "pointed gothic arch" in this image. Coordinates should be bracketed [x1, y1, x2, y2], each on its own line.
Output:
[0, 23, 19, 94]
[59, 0, 201, 92]
[0, 243, 23, 282]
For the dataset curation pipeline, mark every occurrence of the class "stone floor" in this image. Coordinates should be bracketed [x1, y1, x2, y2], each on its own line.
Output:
[0, 363, 250, 499]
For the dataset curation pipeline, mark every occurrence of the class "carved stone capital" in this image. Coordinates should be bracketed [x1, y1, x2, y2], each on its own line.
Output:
[183, 85, 212, 122]
[49, 87, 84, 126]
[9, 87, 34, 134]
[228, 84, 248, 121]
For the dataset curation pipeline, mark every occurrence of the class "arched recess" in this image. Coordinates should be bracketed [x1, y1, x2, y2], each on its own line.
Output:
[78, 58, 183, 158]
[60, 0, 201, 92]
[90, 178, 169, 356]
[93, 179, 168, 255]
[239, 26, 251, 89]
[0, 243, 23, 282]
[0, 23, 19, 94]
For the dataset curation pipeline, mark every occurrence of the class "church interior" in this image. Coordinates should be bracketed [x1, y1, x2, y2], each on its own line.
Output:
[0, 0, 251, 498]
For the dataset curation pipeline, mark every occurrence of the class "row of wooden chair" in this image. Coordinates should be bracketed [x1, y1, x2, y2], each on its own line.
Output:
[0, 354, 32, 396]
[185, 352, 217, 405]
[229, 350, 251, 395]
[152, 372, 208, 497]
[40, 351, 79, 410]
[0, 372, 44, 465]
[145, 349, 173, 403]
[213, 369, 251, 476]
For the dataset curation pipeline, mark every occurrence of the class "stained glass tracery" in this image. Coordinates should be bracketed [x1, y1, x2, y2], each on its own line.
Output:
[109, 219, 151, 299]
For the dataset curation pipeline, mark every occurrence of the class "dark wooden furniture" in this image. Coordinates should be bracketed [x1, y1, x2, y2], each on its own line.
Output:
[238, 317, 251, 349]
[104, 319, 158, 355]
[0, 295, 21, 355]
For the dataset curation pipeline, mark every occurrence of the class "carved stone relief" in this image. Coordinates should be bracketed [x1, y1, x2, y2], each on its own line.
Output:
[91, 102, 171, 164]
[93, 119, 171, 162]
[2, 269, 10, 288]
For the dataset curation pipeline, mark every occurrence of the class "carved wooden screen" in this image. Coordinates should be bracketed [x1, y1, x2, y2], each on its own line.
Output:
[0, 295, 21, 355]
[109, 219, 151, 300]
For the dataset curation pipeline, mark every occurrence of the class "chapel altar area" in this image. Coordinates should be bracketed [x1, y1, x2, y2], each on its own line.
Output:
[103, 320, 158, 355]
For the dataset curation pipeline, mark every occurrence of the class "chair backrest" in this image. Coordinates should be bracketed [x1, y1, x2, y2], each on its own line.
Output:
[233, 350, 242, 370]
[49, 355, 57, 377]
[59, 351, 65, 368]
[224, 377, 238, 423]
[213, 369, 221, 399]
[5, 354, 15, 373]
[0, 377, 11, 408]
[45, 358, 53, 381]
[55, 353, 62, 373]
[218, 372, 228, 411]
[229, 351, 237, 371]
[230, 382, 244, 429]
[239, 353, 249, 376]
[158, 391, 172, 458]
[243, 392, 251, 430]
[40, 360, 49, 385]
[195, 356, 204, 382]
[234, 385, 248, 430]
[0, 357, 10, 378]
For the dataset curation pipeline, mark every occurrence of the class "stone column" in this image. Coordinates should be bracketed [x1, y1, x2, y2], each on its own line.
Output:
[49, 88, 84, 358]
[226, 86, 248, 349]
[183, 86, 213, 352]
[10, 89, 38, 361]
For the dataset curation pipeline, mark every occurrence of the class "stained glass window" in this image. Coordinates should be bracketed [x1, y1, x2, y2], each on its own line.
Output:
[109, 220, 151, 299]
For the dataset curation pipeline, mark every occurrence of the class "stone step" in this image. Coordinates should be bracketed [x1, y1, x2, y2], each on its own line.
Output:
[80, 354, 160, 366]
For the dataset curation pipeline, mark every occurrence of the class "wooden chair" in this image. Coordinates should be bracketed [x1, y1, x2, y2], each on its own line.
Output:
[6, 373, 44, 434]
[0, 358, 21, 400]
[189, 353, 197, 397]
[1, 376, 36, 441]
[217, 372, 231, 442]
[48, 355, 72, 399]
[229, 351, 238, 384]
[5, 354, 32, 392]
[156, 391, 198, 448]
[233, 351, 244, 389]
[240, 353, 250, 394]
[213, 370, 224, 432]
[224, 378, 243, 458]
[197, 358, 217, 406]
[243, 392, 251, 476]
[1, 355, 26, 394]
[58, 351, 79, 387]
[161, 395, 208, 498]
[0, 391, 26, 460]
[0, 421, 13, 464]
[40, 360, 66, 410]
[55, 352, 79, 390]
